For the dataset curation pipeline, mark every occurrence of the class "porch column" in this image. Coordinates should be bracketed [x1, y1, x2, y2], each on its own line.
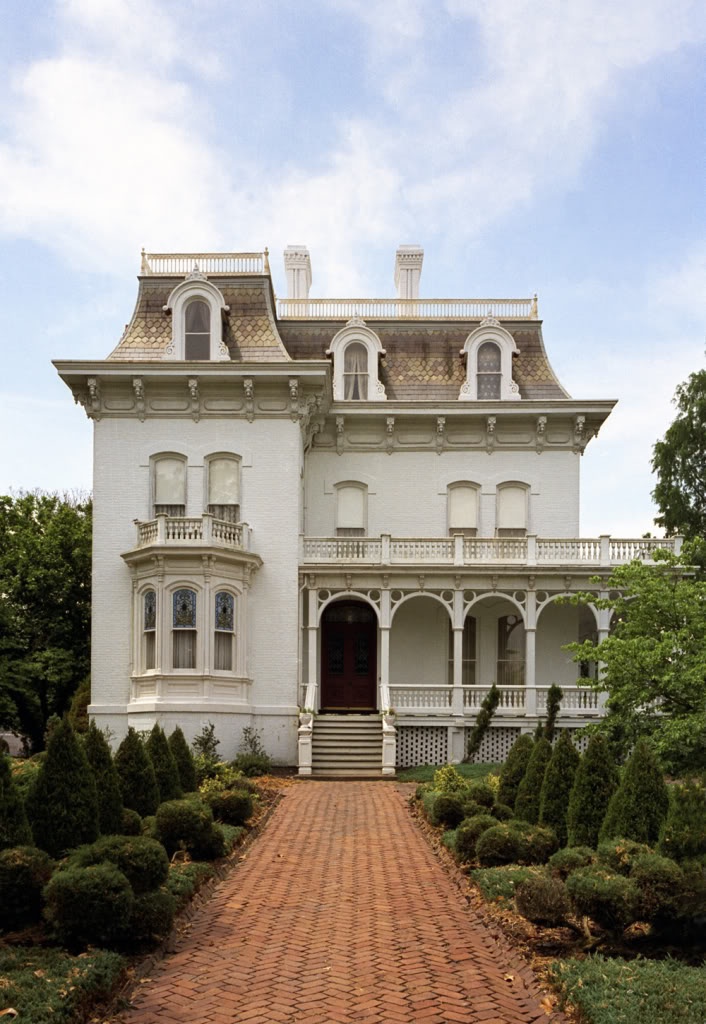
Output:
[380, 589, 391, 709]
[596, 600, 611, 710]
[451, 589, 464, 715]
[304, 586, 318, 711]
[525, 590, 537, 717]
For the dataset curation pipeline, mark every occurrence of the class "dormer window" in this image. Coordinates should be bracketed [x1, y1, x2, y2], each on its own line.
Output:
[165, 274, 229, 361]
[327, 318, 386, 402]
[185, 300, 211, 360]
[459, 320, 520, 401]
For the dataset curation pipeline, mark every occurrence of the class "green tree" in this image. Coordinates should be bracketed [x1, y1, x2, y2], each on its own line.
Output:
[652, 369, 706, 540]
[566, 734, 618, 848]
[146, 724, 182, 803]
[0, 492, 92, 752]
[0, 753, 33, 850]
[659, 778, 706, 863]
[26, 717, 99, 857]
[566, 549, 706, 775]
[497, 734, 534, 809]
[83, 721, 124, 835]
[514, 737, 552, 823]
[168, 726, 197, 793]
[463, 683, 500, 763]
[114, 728, 160, 818]
[600, 738, 669, 844]
[544, 685, 563, 742]
[539, 731, 580, 847]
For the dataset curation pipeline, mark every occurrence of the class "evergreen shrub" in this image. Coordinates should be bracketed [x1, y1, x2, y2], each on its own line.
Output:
[460, 799, 487, 820]
[26, 718, 99, 858]
[155, 799, 222, 859]
[566, 866, 639, 934]
[476, 824, 522, 866]
[192, 822, 227, 860]
[422, 791, 466, 828]
[514, 738, 552, 823]
[146, 725, 182, 803]
[454, 815, 498, 862]
[596, 839, 654, 876]
[0, 846, 54, 930]
[431, 764, 468, 795]
[232, 753, 271, 777]
[548, 846, 595, 879]
[511, 822, 559, 864]
[114, 728, 160, 818]
[490, 802, 514, 821]
[204, 789, 254, 826]
[566, 734, 618, 848]
[168, 726, 198, 793]
[631, 853, 685, 921]
[515, 874, 570, 926]
[599, 738, 669, 844]
[44, 863, 134, 950]
[465, 782, 495, 808]
[83, 721, 123, 835]
[497, 734, 534, 809]
[121, 807, 142, 836]
[659, 778, 706, 863]
[539, 731, 580, 847]
[67, 835, 169, 894]
[543, 685, 564, 742]
[0, 753, 33, 850]
[124, 889, 176, 948]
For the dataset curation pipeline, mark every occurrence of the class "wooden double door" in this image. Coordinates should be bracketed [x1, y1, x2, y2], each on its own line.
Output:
[320, 601, 378, 711]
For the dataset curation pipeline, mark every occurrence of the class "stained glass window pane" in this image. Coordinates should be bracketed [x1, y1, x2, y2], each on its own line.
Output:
[173, 589, 196, 628]
[144, 591, 156, 631]
[215, 592, 234, 632]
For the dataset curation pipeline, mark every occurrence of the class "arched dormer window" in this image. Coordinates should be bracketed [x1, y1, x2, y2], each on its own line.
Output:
[327, 318, 386, 401]
[459, 320, 520, 401]
[164, 273, 229, 361]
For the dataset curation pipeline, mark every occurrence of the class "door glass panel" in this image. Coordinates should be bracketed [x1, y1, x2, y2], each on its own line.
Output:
[328, 634, 344, 674]
[354, 635, 369, 675]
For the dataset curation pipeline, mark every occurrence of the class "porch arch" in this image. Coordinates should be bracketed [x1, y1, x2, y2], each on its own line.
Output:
[317, 591, 381, 625]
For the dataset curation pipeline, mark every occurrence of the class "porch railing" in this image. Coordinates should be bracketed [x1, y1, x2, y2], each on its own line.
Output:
[301, 534, 682, 567]
[387, 684, 602, 716]
[133, 514, 251, 550]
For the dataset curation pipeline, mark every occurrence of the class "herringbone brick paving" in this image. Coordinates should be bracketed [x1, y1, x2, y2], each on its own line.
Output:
[116, 783, 562, 1023]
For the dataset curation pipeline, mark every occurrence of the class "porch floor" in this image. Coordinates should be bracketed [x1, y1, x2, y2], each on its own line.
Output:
[113, 782, 565, 1023]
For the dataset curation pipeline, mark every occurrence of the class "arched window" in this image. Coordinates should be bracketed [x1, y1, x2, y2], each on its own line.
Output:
[207, 456, 240, 522]
[153, 455, 186, 516]
[343, 342, 369, 400]
[447, 483, 479, 536]
[336, 482, 367, 537]
[214, 591, 235, 672]
[172, 588, 197, 669]
[185, 300, 211, 360]
[143, 590, 156, 671]
[477, 342, 501, 399]
[497, 483, 528, 537]
[497, 614, 525, 686]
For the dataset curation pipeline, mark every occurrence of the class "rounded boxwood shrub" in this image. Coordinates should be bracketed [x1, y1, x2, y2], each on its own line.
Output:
[123, 889, 176, 948]
[596, 839, 654, 876]
[566, 734, 618, 848]
[191, 822, 227, 861]
[422, 791, 466, 828]
[68, 835, 169, 893]
[631, 852, 685, 922]
[498, 734, 534, 809]
[514, 738, 553, 824]
[121, 807, 143, 836]
[491, 802, 514, 821]
[114, 728, 160, 818]
[566, 866, 639, 934]
[515, 874, 570, 926]
[205, 789, 254, 827]
[539, 731, 580, 848]
[146, 725, 183, 804]
[476, 824, 523, 867]
[600, 738, 669, 845]
[44, 863, 134, 950]
[168, 726, 198, 793]
[0, 846, 54, 930]
[466, 782, 495, 808]
[511, 822, 559, 865]
[659, 778, 706, 863]
[548, 846, 595, 879]
[455, 814, 498, 862]
[460, 799, 487, 821]
[432, 764, 468, 795]
[155, 799, 216, 857]
[0, 754, 33, 851]
[83, 721, 124, 836]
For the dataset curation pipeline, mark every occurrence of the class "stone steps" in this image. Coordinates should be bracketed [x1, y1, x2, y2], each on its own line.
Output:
[311, 714, 383, 775]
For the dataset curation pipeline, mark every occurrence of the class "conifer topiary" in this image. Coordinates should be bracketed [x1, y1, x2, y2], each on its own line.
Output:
[114, 728, 160, 818]
[540, 730, 580, 846]
[83, 721, 124, 835]
[146, 724, 182, 803]
[168, 726, 197, 793]
[659, 778, 706, 863]
[566, 733, 618, 848]
[0, 753, 33, 850]
[543, 684, 564, 742]
[497, 734, 534, 809]
[599, 738, 669, 845]
[26, 717, 99, 858]
[514, 737, 552, 823]
[464, 683, 500, 762]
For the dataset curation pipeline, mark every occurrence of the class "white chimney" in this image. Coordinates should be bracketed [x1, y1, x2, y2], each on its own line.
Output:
[394, 245, 424, 299]
[284, 246, 312, 300]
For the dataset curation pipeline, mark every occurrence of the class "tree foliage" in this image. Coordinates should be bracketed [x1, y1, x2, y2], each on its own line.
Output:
[566, 734, 618, 848]
[514, 737, 552, 823]
[599, 737, 669, 844]
[146, 724, 182, 803]
[114, 728, 160, 818]
[539, 731, 580, 847]
[566, 549, 706, 774]
[497, 734, 533, 809]
[652, 369, 706, 540]
[0, 492, 92, 752]
[83, 721, 124, 835]
[0, 753, 33, 850]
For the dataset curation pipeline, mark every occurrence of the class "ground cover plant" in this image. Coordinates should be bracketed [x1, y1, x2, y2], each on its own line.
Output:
[396, 762, 500, 782]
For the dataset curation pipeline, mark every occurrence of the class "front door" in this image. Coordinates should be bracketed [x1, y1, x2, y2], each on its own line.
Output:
[320, 601, 377, 711]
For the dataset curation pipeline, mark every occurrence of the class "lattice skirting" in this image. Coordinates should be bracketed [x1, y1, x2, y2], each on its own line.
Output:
[462, 726, 521, 764]
[396, 727, 449, 768]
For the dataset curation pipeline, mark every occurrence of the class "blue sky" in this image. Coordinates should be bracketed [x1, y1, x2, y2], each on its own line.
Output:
[0, 0, 704, 536]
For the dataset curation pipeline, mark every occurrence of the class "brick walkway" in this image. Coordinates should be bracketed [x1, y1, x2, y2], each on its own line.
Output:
[117, 783, 562, 1024]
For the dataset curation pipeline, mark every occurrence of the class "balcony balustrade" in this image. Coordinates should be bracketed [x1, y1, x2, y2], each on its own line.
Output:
[301, 534, 681, 568]
[387, 684, 601, 716]
[133, 513, 251, 551]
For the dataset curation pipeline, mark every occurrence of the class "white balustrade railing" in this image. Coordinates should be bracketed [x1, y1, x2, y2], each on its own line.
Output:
[388, 685, 453, 710]
[300, 535, 682, 566]
[387, 684, 603, 717]
[536, 686, 601, 713]
[141, 251, 266, 275]
[463, 686, 526, 711]
[277, 297, 535, 319]
[135, 515, 246, 550]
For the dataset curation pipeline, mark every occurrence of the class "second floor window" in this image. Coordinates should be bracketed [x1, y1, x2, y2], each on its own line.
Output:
[448, 484, 478, 536]
[497, 484, 528, 537]
[336, 483, 367, 537]
[154, 457, 186, 516]
[207, 457, 240, 523]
